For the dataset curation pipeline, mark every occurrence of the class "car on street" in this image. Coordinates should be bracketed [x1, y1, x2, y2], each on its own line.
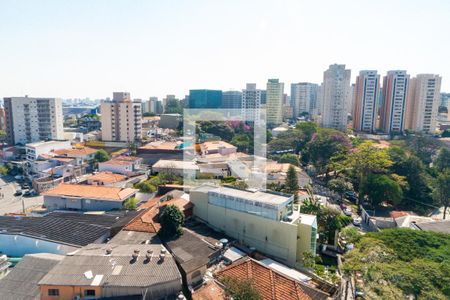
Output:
[353, 217, 362, 226]
[14, 190, 23, 196]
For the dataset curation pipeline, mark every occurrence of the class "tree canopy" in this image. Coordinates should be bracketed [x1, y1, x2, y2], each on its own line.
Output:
[94, 149, 110, 162]
[159, 204, 185, 238]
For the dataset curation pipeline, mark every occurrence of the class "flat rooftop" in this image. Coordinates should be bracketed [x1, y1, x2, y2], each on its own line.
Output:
[202, 185, 292, 206]
[152, 159, 199, 170]
[25, 140, 70, 148]
[43, 183, 137, 201]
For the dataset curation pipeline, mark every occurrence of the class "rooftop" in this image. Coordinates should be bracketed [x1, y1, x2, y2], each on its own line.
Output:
[39, 244, 181, 288]
[216, 258, 329, 300]
[25, 140, 70, 148]
[112, 155, 142, 162]
[195, 185, 293, 207]
[0, 211, 138, 247]
[87, 172, 127, 183]
[0, 253, 65, 300]
[53, 146, 97, 157]
[415, 220, 450, 234]
[192, 280, 225, 300]
[200, 141, 237, 152]
[152, 159, 199, 170]
[99, 159, 134, 166]
[164, 229, 220, 274]
[43, 183, 137, 201]
[139, 141, 182, 151]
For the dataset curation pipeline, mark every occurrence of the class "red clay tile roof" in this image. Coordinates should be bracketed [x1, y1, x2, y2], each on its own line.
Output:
[216, 258, 329, 300]
[87, 172, 127, 183]
[42, 183, 137, 201]
[53, 147, 97, 157]
[192, 281, 225, 300]
[113, 155, 142, 162]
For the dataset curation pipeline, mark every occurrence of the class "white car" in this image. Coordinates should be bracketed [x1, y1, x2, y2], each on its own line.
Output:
[353, 218, 362, 226]
[344, 209, 352, 217]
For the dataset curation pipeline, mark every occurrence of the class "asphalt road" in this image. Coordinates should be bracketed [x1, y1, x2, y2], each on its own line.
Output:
[0, 176, 43, 215]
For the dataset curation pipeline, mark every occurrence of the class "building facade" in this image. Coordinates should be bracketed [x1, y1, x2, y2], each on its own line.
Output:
[222, 90, 242, 109]
[190, 185, 317, 268]
[241, 83, 262, 123]
[266, 79, 284, 125]
[100, 92, 142, 142]
[188, 89, 222, 109]
[352, 71, 380, 133]
[405, 74, 442, 134]
[290, 82, 319, 119]
[3, 96, 64, 145]
[380, 71, 410, 134]
[320, 64, 352, 131]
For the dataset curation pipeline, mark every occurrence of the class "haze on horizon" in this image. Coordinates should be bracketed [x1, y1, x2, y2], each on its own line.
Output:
[1, 0, 449, 100]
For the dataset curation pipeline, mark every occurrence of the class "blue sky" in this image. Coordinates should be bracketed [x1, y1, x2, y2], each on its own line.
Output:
[1, 0, 449, 99]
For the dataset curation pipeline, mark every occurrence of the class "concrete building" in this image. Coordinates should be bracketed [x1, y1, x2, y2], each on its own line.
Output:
[266, 79, 284, 125]
[3, 96, 64, 145]
[440, 93, 450, 109]
[222, 91, 242, 109]
[151, 159, 199, 178]
[43, 183, 137, 211]
[190, 185, 317, 268]
[352, 71, 380, 133]
[25, 140, 72, 161]
[98, 156, 143, 176]
[100, 92, 142, 142]
[188, 89, 222, 109]
[241, 83, 262, 124]
[290, 83, 319, 119]
[405, 74, 442, 134]
[0, 107, 5, 131]
[159, 113, 182, 129]
[380, 71, 410, 134]
[320, 64, 352, 131]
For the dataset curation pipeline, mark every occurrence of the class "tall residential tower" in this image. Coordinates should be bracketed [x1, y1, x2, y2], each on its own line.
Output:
[241, 84, 262, 123]
[352, 71, 380, 133]
[290, 82, 319, 119]
[266, 79, 284, 125]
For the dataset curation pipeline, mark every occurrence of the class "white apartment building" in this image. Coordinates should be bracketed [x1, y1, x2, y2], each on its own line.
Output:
[405, 74, 442, 134]
[320, 64, 352, 131]
[3, 96, 64, 145]
[100, 92, 142, 142]
[266, 79, 284, 125]
[25, 140, 72, 161]
[290, 83, 319, 119]
[380, 71, 410, 134]
[352, 71, 380, 133]
[241, 83, 262, 123]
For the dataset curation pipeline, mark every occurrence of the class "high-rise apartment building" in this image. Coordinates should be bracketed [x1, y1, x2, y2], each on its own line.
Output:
[352, 71, 380, 133]
[241, 84, 262, 123]
[405, 74, 442, 134]
[0, 107, 5, 131]
[380, 71, 410, 134]
[142, 97, 158, 114]
[100, 92, 142, 142]
[188, 90, 222, 109]
[3, 96, 64, 145]
[266, 79, 284, 125]
[222, 91, 242, 109]
[440, 93, 450, 109]
[290, 83, 319, 119]
[320, 64, 352, 131]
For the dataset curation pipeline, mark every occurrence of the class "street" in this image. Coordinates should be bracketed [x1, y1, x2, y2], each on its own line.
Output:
[0, 176, 43, 215]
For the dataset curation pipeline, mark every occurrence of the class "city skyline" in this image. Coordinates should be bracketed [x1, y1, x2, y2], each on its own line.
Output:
[1, 0, 449, 99]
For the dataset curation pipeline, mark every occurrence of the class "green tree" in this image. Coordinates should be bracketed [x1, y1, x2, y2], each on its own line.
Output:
[285, 165, 299, 201]
[221, 276, 262, 300]
[432, 170, 450, 220]
[300, 198, 321, 215]
[302, 251, 316, 269]
[340, 226, 362, 244]
[123, 197, 139, 210]
[128, 142, 138, 156]
[345, 141, 392, 202]
[0, 130, 6, 142]
[0, 165, 8, 175]
[295, 121, 318, 142]
[143, 112, 156, 117]
[94, 149, 110, 162]
[328, 178, 353, 200]
[317, 207, 352, 245]
[305, 128, 350, 178]
[135, 181, 156, 193]
[279, 153, 299, 166]
[363, 174, 403, 207]
[159, 204, 185, 238]
[434, 148, 450, 172]
[231, 133, 252, 152]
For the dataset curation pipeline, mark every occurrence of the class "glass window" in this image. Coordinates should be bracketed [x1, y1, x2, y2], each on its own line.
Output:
[84, 290, 96, 297]
[48, 289, 59, 296]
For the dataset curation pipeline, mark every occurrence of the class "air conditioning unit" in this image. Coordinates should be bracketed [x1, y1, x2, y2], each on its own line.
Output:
[73, 295, 81, 300]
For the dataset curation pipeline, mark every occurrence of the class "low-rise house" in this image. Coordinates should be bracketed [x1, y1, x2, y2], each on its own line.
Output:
[43, 183, 137, 211]
[98, 156, 143, 176]
[52, 146, 97, 165]
[216, 257, 331, 300]
[152, 159, 199, 178]
[0, 211, 137, 257]
[200, 141, 237, 156]
[0, 253, 65, 300]
[190, 185, 317, 268]
[266, 162, 312, 188]
[38, 244, 182, 300]
[164, 229, 221, 287]
[86, 171, 127, 186]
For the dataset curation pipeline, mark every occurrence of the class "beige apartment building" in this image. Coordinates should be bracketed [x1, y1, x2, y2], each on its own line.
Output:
[190, 185, 317, 268]
[266, 79, 284, 125]
[101, 92, 142, 142]
[405, 74, 442, 134]
[352, 71, 380, 133]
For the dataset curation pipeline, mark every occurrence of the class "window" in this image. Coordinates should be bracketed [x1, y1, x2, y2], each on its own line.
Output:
[84, 289, 96, 297]
[48, 289, 59, 296]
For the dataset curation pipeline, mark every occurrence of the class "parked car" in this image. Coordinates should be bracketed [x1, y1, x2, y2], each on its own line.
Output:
[23, 190, 37, 197]
[344, 208, 352, 217]
[14, 190, 23, 196]
[353, 217, 362, 226]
